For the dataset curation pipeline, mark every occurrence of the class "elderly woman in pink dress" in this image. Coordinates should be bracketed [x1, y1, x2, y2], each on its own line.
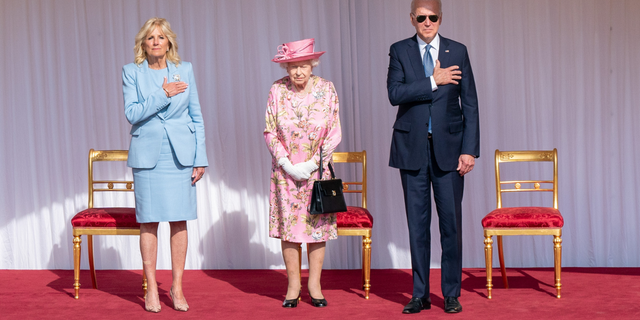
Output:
[264, 38, 341, 308]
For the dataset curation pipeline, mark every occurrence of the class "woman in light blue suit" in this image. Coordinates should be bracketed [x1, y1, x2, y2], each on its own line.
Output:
[122, 17, 208, 313]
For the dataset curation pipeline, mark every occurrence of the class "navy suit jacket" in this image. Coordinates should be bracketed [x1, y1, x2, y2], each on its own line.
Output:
[122, 60, 208, 169]
[387, 35, 479, 171]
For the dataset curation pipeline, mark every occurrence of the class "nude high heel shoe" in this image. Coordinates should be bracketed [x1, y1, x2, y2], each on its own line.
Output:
[144, 293, 161, 313]
[170, 287, 189, 312]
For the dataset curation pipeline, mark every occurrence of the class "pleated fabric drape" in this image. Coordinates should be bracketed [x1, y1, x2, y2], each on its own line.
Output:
[1, 0, 639, 270]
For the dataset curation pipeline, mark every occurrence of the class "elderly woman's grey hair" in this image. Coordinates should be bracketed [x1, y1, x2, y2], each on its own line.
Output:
[279, 59, 320, 69]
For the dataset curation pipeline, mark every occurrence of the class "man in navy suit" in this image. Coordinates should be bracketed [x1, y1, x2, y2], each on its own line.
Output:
[387, 0, 479, 314]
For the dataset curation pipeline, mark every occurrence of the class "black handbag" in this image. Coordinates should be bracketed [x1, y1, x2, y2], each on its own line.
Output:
[309, 149, 347, 215]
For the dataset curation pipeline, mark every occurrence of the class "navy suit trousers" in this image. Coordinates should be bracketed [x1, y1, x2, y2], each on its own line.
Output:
[400, 137, 464, 298]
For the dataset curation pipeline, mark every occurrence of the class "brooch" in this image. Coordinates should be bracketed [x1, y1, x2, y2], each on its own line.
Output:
[172, 74, 181, 82]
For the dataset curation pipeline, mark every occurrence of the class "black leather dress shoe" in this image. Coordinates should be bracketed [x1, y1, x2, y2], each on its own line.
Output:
[310, 295, 328, 307]
[402, 297, 431, 314]
[444, 296, 462, 313]
[282, 292, 301, 308]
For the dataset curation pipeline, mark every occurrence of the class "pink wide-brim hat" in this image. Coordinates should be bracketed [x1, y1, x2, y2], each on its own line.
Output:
[271, 38, 325, 63]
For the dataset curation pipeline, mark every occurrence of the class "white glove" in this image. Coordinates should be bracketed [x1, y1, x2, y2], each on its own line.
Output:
[278, 158, 310, 181]
[294, 160, 319, 178]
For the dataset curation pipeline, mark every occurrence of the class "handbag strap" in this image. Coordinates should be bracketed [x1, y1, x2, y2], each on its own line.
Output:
[318, 146, 336, 180]
[328, 162, 336, 179]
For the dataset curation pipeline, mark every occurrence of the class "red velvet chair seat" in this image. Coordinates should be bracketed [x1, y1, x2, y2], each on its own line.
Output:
[337, 206, 373, 228]
[71, 208, 139, 228]
[482, 207, 564, 228]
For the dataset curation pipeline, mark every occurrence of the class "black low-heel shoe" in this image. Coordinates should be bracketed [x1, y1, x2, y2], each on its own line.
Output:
[282, 293, 301, 308]
[310, 296, 328, 307]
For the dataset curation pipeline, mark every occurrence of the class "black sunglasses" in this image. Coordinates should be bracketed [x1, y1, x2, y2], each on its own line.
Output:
[415, 14, 439, 23]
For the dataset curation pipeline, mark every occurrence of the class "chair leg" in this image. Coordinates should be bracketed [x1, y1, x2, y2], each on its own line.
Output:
[142, 271, 148, 297]
[362, 235, 372, 299]
[484, 235, 493, 299]
[553, 235, 562, 298]
[73, 235, 82, 299]
[87, 235, 98, 289]
[497, 235, 509, 289]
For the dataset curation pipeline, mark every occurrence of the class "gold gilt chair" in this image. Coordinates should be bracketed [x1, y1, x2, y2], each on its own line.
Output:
[333, 151, 373, 299]
[481, 149, 563, 299]
[70, 149, 146, 299]
[297, 151, 373, 299]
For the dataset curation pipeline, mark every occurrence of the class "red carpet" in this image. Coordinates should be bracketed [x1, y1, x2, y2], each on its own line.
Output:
[2, 268, 640, 319]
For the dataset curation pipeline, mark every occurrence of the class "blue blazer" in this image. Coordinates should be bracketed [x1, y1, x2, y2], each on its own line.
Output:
[122, 60, 208, 169]
[387, 35, 479, 171]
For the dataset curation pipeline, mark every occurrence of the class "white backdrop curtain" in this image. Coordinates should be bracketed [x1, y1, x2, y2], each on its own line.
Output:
[1, 0, 639, 270]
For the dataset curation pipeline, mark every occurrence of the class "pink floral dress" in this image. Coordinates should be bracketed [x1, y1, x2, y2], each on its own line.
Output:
[264, 75, 342, 243]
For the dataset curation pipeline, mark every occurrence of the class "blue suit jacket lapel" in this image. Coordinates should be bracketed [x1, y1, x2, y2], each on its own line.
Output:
[407, 35, 426, 79]
[136, 60, 156, 112]
[164, 62, 185, 118]
[438, 36, 451, 71]
[433, 36, 454, 102]
[167, 61, 179, 82]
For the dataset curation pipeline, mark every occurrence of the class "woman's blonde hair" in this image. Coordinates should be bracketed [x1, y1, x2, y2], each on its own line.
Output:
[133, 17, 180, 66]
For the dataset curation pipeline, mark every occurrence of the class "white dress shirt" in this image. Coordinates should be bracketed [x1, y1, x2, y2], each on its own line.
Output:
[417, 34, 440, 91]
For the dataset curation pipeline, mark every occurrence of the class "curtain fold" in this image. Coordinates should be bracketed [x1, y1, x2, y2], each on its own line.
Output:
[1, 0, 638, 270]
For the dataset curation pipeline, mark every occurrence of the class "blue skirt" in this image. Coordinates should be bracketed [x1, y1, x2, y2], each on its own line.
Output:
[133, 131, 197, 223]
